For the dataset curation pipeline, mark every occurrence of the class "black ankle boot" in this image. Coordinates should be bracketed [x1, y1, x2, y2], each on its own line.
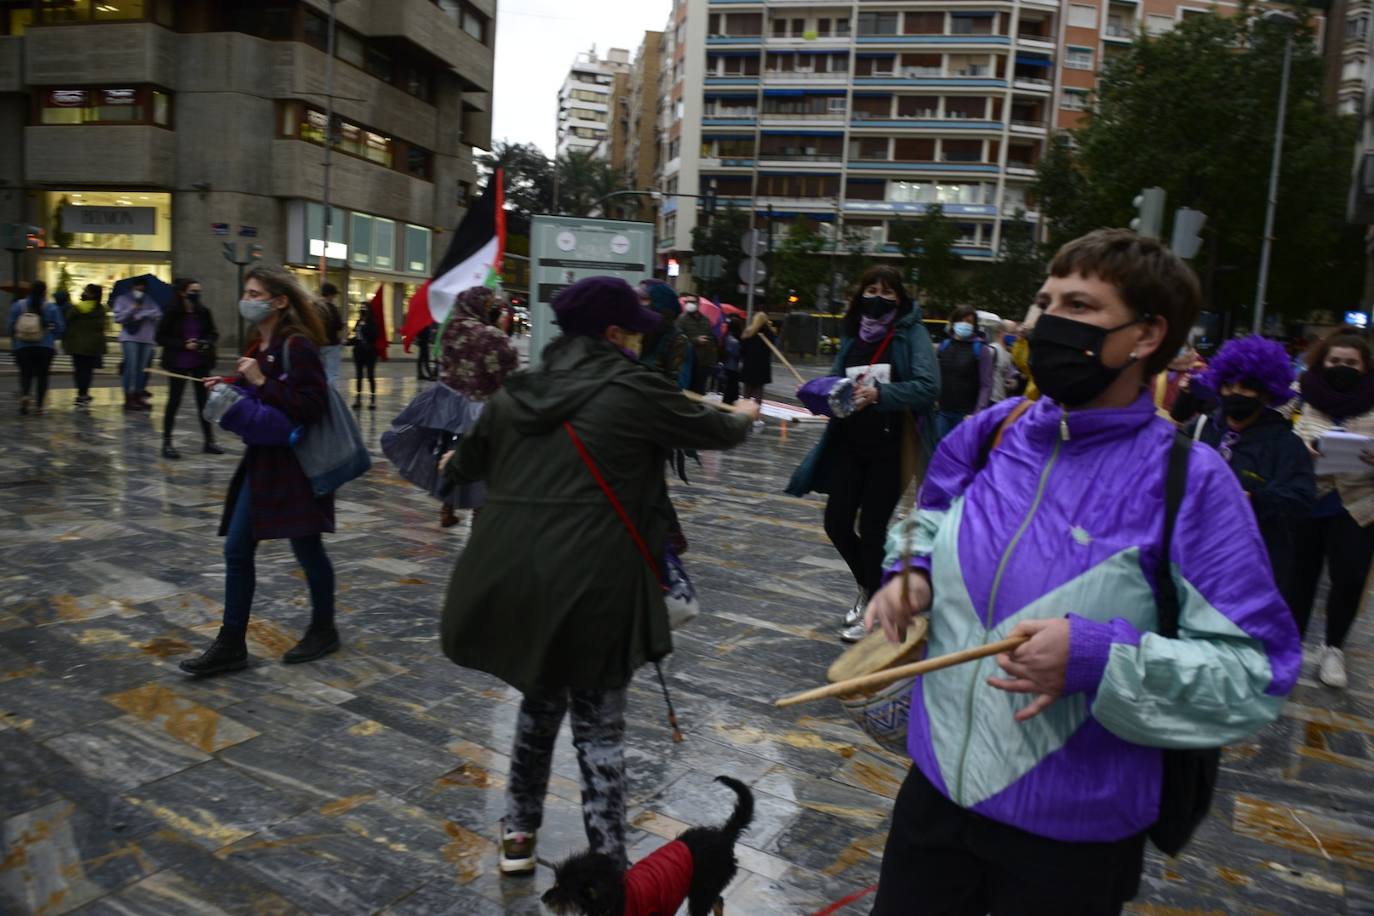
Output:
[283, 624, 340, 664]
[203, 439, 225, 455]
[353, 395, 362, 410]
[368, 395, 376, 410]
[162, 441, 181, 460]
[178, 626, 249, 676]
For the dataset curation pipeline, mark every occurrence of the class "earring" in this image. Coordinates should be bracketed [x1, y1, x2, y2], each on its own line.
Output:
[1128, 352, 1139, 362]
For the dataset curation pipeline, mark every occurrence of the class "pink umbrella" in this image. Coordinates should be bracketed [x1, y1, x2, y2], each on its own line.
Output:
[683, 298, 748, 339]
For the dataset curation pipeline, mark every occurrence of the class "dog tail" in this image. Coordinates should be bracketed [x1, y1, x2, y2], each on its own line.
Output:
[714, 775, 754, 840]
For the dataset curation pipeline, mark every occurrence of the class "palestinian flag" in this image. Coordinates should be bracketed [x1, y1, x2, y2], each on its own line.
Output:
[400, 169, 505, 348]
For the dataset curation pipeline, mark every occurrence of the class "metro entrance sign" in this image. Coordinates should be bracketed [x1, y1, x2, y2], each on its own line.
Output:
[528, 214, 655, 368]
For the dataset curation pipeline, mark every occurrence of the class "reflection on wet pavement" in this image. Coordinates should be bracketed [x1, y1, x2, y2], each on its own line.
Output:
[1, 378, 1372, 914]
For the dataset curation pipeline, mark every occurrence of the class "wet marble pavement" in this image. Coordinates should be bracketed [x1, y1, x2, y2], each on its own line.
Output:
[2, 378, 1374, 915]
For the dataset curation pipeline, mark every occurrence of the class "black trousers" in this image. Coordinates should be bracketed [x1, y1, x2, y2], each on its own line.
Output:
[354, 350, 377, 394]
[15, 347, 54, 406]
[823, 441, 902, 596]
[163, 371, 212, 443]
[1286, 510, 1374, 648]
[71, 354, 100, 398]
[871, 768, 1145, 916]
[721, 369, 741, 405]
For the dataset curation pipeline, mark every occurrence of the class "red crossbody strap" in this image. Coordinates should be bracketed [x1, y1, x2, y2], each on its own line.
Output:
[563, 421, 662, 581]
[869, 328, 896, 368]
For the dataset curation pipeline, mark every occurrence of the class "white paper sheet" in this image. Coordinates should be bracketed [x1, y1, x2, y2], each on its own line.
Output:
[1314, 430, 1374, 475]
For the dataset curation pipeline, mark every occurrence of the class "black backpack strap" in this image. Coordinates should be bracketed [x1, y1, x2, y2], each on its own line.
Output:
[1156, 431, 1193, 638]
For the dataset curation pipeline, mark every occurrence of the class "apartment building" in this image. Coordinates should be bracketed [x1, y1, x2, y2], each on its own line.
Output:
[0, 0, 495, 340]
[1326, 0, 1372, 116]
[556, 47, 631, 159]
[612, 31, 664, 221]
[654, 0, 1064, 284]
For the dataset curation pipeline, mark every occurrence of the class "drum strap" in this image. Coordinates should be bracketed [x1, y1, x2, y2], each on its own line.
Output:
[976, 397, 1035, 469]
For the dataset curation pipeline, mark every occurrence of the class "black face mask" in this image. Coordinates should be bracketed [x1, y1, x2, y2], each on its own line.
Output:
[1028, 313, 1141, 407]
[187, 292, 201, 305]
[861, 295, 896, 317]
[1326, 365, 1362, 393]
[1220, 393, 1263, 423]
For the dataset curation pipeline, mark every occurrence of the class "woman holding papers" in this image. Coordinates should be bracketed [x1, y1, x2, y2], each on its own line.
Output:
[1291, 330, 1374, 688]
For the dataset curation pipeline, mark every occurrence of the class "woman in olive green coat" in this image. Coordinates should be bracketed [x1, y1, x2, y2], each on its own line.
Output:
[63, 283, 109, 406]
[439, 276, 758, 875]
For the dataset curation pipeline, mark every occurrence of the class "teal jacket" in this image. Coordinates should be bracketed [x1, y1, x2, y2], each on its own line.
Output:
[786, 309, 940, 496]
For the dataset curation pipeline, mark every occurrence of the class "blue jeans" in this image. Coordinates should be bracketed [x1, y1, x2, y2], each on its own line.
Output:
[223, 476, 336, 630]
[935, 409, 970, 443]
[319, 344, 343, 384]
[120, 340, 154, 394]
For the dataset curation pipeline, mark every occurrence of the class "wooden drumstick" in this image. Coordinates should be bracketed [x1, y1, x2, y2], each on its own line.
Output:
[146, 367, 207, 383]
[774, 635, 1030, 708]
[682, 390, 739, 414]
[759, 333, 807, 386]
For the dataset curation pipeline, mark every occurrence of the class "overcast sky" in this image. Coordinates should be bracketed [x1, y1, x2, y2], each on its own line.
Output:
[491, 1, 671, 155]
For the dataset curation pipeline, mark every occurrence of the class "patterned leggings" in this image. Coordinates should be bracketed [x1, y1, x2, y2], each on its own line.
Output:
[505, 686, 629, 867]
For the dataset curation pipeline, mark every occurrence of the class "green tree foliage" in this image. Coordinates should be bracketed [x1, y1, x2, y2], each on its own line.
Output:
[475, 143, 634, 219]
[773, 218, 829, 310]
[971, 211, 1045, 320]
[1033, 5, 1362, 322]
[476, 141, 554, 221]
[907, 204, 965, 316]
[689, 205, 752, 303]
[839, 225, 874, 296]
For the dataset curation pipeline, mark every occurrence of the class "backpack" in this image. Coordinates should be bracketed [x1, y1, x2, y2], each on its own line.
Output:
[14, 308, 43, 342]
[938, 337, 983, 361]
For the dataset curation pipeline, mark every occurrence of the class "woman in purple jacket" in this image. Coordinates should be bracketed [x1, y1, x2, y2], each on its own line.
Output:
[180, 266, 339, 678]
[863, 230, 1300, 914]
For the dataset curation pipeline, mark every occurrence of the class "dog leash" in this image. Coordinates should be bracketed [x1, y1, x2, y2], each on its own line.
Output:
[811, 884, 877, 916]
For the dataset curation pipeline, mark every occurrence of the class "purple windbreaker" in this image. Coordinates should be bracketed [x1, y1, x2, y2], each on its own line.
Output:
[884, 392, 1300, 842]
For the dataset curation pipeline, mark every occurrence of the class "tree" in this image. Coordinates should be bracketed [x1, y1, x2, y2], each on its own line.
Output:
[972, 211, 1045, 320]
[838, 225, 874, 296]
[773, 217, 829, 310]
[1032, 6, 1362, 324]
[476, 140, 554, 221]
[908, 204, 965, 316]
[689, 205, 751, 303]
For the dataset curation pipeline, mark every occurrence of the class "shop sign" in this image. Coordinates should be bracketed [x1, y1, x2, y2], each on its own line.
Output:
[61, 205, 156, 235]
[48, 89, 87, 107]
[309, 239, 348, 259]
[210, 222, 229, 236]
[101, 89, 137, 106]
[238, 225, 258, 238]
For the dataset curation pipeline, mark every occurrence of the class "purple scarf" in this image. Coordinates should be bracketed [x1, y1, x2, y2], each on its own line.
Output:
[859, 310, 896, 343]
[1300, 368, 1374, 422]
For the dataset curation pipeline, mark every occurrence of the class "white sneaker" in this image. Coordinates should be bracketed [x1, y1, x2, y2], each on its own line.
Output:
[752, 419, 765, 430]
[840, 621, 868, 643]
[843, 592, 867, 627]
[1319, 646, 1348, 689]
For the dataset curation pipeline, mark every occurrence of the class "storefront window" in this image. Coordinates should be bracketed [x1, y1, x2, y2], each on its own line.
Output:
[373, 218, 395, 270]
[93, 0, 145, 22]
[364, 131, 391, 166]
[404, 225, 431, 274]
[45, 190, 171, 252]
[41, 258, 171, 317]
[350, 212, 374, 267]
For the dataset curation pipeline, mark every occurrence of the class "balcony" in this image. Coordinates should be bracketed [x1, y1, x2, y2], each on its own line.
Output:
[758, 110, 847, 122]
[757, 152, 843, 163]
[1104, 23, 1137, 42]
[762, 70, 850, 84]
[1009, 119, 1048, 134]
[707, 34, 765, 45]
[26, 22, 177, 86]
[369, 0, 490, 92]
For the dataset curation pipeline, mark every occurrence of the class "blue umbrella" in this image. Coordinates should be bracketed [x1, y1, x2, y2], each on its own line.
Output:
[110, 274, 174, 309]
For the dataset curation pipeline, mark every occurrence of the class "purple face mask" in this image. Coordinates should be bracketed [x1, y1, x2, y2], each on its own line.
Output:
[859, 310, 896, 343]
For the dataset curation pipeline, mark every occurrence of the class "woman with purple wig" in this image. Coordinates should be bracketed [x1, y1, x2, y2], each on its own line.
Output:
[1290, 330, 1374, 688]
[1189, 336, 1315, 602]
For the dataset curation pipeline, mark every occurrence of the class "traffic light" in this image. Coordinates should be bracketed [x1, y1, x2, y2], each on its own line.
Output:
[222, 242, 238, 263]
[1170, 208, 1207, 259]
[1130, 187, 1166, 239]
[249, 243, 263, 261]
[24, 225, 44, 250]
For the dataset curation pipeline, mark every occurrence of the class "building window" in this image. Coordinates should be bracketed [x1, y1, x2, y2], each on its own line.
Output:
[1065, 47, 1094, 70]
[403, 144, 434, 180]
[1061, 90, 1088, 111]
[461, 4, 487, 44]
[857, 12, 899, 36]
[950, 14, 995, 36]
[1348, 15, 1369, 42]
[1068, 5, 1098, 30]
[904, 12, 944, 36]
[337, 30, 366, 68]
[941, 139, 984, 162]
[893, 138, 936, 161]
[281, 102, 432, 181]
[45, 190, 172, 252]
[897, 95, 939, 118]
[404, 224, 432, 274]
[1146, 15, 1174, 37]
[36, 86, 172, 127]
[366, 46, 394, 83]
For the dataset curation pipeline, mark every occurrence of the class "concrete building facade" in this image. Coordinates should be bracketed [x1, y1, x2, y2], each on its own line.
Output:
[610, 31, 664, 222]
[555, 47, 630, 159]
[0, 0, 494, 344]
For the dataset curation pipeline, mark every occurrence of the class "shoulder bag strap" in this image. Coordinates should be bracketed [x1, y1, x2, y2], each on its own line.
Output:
[1156, 432, 1193, 637]
[563, 421, 662, 583]
[974, 397, 1035, 470]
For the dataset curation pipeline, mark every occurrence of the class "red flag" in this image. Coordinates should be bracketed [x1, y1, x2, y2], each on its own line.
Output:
[401, 279, 432, 350]
[369, 285, 390, 361]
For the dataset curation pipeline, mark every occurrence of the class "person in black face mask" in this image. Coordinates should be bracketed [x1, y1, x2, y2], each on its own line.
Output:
[1290, 330, 1374, 689]
[1185, 336, 1313, 602]
[154, 278, 223, 459]
[787, 265, 940, 642]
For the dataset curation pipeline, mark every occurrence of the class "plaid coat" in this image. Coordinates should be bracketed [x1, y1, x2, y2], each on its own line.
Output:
[218, 335, 335, 541]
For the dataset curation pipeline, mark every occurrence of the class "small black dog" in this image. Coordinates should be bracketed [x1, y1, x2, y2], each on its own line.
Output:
[542, 775, 754, 916]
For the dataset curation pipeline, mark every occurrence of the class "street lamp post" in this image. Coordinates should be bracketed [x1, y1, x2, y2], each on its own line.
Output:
[1252, 10, 1299, 335]
[318, 0, 342, 279]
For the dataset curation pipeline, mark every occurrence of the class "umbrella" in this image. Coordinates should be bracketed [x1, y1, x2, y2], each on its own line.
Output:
[689, 299, 747, 340]
[380, 383, 484, 498]
[110, 274, 174, 309]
